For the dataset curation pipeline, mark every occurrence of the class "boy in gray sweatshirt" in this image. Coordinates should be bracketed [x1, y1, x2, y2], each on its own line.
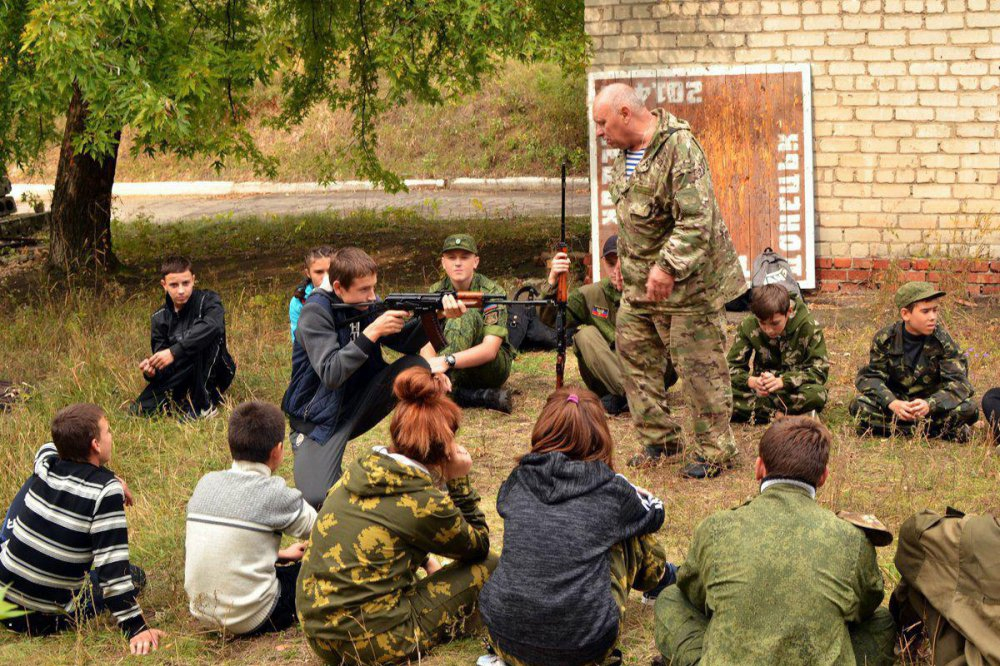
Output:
[185, 401, 317, 635]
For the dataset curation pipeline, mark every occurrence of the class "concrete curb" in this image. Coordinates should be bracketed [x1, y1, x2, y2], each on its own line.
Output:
[12, 176, 590, 199]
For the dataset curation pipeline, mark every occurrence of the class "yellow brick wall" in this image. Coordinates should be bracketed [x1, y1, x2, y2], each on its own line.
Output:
[585, 0, 1000, 261]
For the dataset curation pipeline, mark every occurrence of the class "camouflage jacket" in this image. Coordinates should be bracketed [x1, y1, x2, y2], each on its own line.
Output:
[297, 448, 491, 643]
[610, 109, 746, 314]
[431, 272, 512, 355]
[855, 321, 973, 412]
[727, 298, 829, 390]
[541, 277, 621, 346]
[677, 481, 885, 665]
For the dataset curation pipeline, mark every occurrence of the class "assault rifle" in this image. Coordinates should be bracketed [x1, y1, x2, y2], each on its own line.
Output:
[333, 292, 550, 352]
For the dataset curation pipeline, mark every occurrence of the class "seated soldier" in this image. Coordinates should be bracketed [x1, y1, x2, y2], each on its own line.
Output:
[891, 508, 1000, 665]
[281, 246, 461, 507]
[654, 416, 896, 666]
[131, 256, 236, 419]
[426, 234, 515, 413]
[727, 284, 829, 424]
[849, 281, 978, 442]
[983, 387, 1000, 444]
[543, 235, 677, 416]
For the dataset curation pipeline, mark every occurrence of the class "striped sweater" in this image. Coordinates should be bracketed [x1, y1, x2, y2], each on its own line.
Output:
[0, 444, 146, 637]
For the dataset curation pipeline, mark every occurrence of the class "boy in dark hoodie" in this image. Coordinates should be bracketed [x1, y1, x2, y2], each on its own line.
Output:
[478, 387, 672, 666]
[131, 256, 236, 419]
[727, 284, 829, 423]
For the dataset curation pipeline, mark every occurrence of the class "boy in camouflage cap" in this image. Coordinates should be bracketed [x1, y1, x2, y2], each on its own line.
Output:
[727, 284, 829, 423]
[426, 233, 515, 412]
[849, 281, 978, 442]
[654, 416, 896, 666]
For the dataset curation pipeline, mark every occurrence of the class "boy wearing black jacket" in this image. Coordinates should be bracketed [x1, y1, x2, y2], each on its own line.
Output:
[131, 256, 236, 419]
[281, 246, 462, 507]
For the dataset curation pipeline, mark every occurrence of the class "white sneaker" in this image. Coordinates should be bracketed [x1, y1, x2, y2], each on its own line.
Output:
[476, 655, 507, 666]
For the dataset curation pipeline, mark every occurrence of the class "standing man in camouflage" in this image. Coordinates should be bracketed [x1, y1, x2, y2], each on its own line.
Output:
[653, 416, 897, 666]
[426, 234, 515, 413]
[592, 83, 747, 478]
[542, 235, 677, 415]
[849, 282, 978, 442]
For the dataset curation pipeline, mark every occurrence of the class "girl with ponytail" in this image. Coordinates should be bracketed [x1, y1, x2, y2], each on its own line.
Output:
[478, 386, 674, 666]
[288, 245, 334, 341]
[297, 366, 497, 665]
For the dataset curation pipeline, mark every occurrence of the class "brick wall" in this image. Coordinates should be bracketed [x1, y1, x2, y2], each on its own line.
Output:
[585, 0, 1000, 294]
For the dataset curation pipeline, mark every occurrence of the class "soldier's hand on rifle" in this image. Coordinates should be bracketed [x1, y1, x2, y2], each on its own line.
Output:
[547, 251, 571, 286]
[645, 264, 675, 301]
[440, 293, 467, 319]
[364, 310, 410, 341]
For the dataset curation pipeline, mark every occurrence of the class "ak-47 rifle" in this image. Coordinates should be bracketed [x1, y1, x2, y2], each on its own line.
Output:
[333, 292, 550, 352]
[555, 161, 569, 389]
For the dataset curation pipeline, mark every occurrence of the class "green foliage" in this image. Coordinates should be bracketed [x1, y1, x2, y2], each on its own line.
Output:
[0, 585, 27, 621]
[0, 0, 588, 188]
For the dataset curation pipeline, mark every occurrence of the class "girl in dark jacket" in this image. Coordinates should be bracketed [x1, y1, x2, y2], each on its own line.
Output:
[479, 387, 673, 666]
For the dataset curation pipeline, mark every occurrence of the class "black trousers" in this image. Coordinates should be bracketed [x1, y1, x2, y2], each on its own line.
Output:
[292, 355, 429, 508]
[984, 388, 1000, 442]
[132, 340, 234, 416]
[243, 562, 301, 636]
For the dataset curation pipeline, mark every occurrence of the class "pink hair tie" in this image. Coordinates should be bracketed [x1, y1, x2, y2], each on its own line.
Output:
[567, 394, 579, 404]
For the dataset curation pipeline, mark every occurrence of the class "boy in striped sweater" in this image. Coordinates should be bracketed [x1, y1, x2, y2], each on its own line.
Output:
[0, 403, 164, 655]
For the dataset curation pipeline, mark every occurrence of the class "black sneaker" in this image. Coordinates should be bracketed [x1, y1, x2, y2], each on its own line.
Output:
[600, 393, 629, 415]
[680, 457, 727, 479]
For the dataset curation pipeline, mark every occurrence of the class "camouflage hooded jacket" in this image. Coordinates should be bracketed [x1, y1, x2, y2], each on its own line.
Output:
[727, 298, 829, 390]
[296, 448, 491, 643]
[855, 321, 973, 412]
[609, 109, 747, 314]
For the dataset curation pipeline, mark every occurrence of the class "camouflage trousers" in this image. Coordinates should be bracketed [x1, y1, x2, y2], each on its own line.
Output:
[848, 393, 979, 440]
[617, 304, 737, 464]
[488, 534, 667, 666]
[442, 316, 512, 389]
[575, 325, 677, 399]
[307, 553, 499, 665]
[654, 585, 896, 666]
[731, 382, 828, 424]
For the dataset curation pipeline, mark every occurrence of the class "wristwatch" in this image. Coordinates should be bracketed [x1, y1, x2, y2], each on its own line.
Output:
[445, 354, 457, 369]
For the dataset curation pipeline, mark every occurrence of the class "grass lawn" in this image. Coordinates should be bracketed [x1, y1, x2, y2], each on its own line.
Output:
[0, 211, 997, 665]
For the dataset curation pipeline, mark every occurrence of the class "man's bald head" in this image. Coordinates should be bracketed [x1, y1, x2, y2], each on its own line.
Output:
[594, 83, 646, 115]
[592, 83, 655, 151]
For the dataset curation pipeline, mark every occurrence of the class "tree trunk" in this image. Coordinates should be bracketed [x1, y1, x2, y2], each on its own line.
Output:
[48, 84, 121, 273]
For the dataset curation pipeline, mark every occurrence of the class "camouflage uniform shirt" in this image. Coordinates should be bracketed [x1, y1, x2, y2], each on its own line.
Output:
[541, 277, 621, 345]
[674, 481, 886, 665]
[854, 321, 973, 413]
[727, 297, 829, 392]
[297, 448, 491, 644]
[609, 109, 746, 314]
[430, 272, 513, 357]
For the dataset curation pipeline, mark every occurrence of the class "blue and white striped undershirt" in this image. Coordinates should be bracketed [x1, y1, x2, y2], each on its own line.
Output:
[625, 148, 645, 178]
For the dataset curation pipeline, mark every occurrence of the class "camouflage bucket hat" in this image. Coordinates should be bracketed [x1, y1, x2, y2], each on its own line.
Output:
[442, 234, 478, 255]
[837, 511, 894, 547]
[895, 281, 946, 310]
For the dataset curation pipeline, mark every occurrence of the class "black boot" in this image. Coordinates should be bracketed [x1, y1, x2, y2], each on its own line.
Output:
[452, 387, 513, 414]
[600, 393, 629, 415]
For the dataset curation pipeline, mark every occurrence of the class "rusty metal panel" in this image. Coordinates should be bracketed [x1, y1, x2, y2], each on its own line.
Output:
[588, 64, 816, 289]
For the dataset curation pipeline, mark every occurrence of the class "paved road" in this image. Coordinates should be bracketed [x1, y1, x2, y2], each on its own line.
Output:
[115, 187, 592, 223]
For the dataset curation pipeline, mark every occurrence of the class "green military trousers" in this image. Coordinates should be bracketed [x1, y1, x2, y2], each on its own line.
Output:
[488, 534, 667, 666]
[653, 585, 897, 666]
[731, 382, 828, 424]
[307, 553, 499, 666]
[442, 315, 512, 390]
[575, 325, 677, 399]
[616, 303, 737, 464]
[848, 394, 979, 440]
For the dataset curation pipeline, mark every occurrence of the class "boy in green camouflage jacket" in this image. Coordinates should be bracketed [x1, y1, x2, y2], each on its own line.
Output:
[297, 366, 496, 665]
[727, 284, 829, 424]
[849, 282, 978, 442]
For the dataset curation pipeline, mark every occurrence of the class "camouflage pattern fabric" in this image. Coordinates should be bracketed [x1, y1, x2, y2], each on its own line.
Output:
[298, 449, 495, 665]
[891, 509, 1000, 666]
[573, 325, 626, 398]
[728, 298, 830, 423]
[489, 533, 666, 666]
[431, 272, 513, 389]
[849, 321, 978, 438]
[654, 482, 896, 666]
[541, 277, 621, 346]
[617, 304, 736, 463]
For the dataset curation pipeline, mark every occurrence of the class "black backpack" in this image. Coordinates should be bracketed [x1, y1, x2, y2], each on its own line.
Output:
[506, 285, 558, 351]
[726, 247, 804, 311]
